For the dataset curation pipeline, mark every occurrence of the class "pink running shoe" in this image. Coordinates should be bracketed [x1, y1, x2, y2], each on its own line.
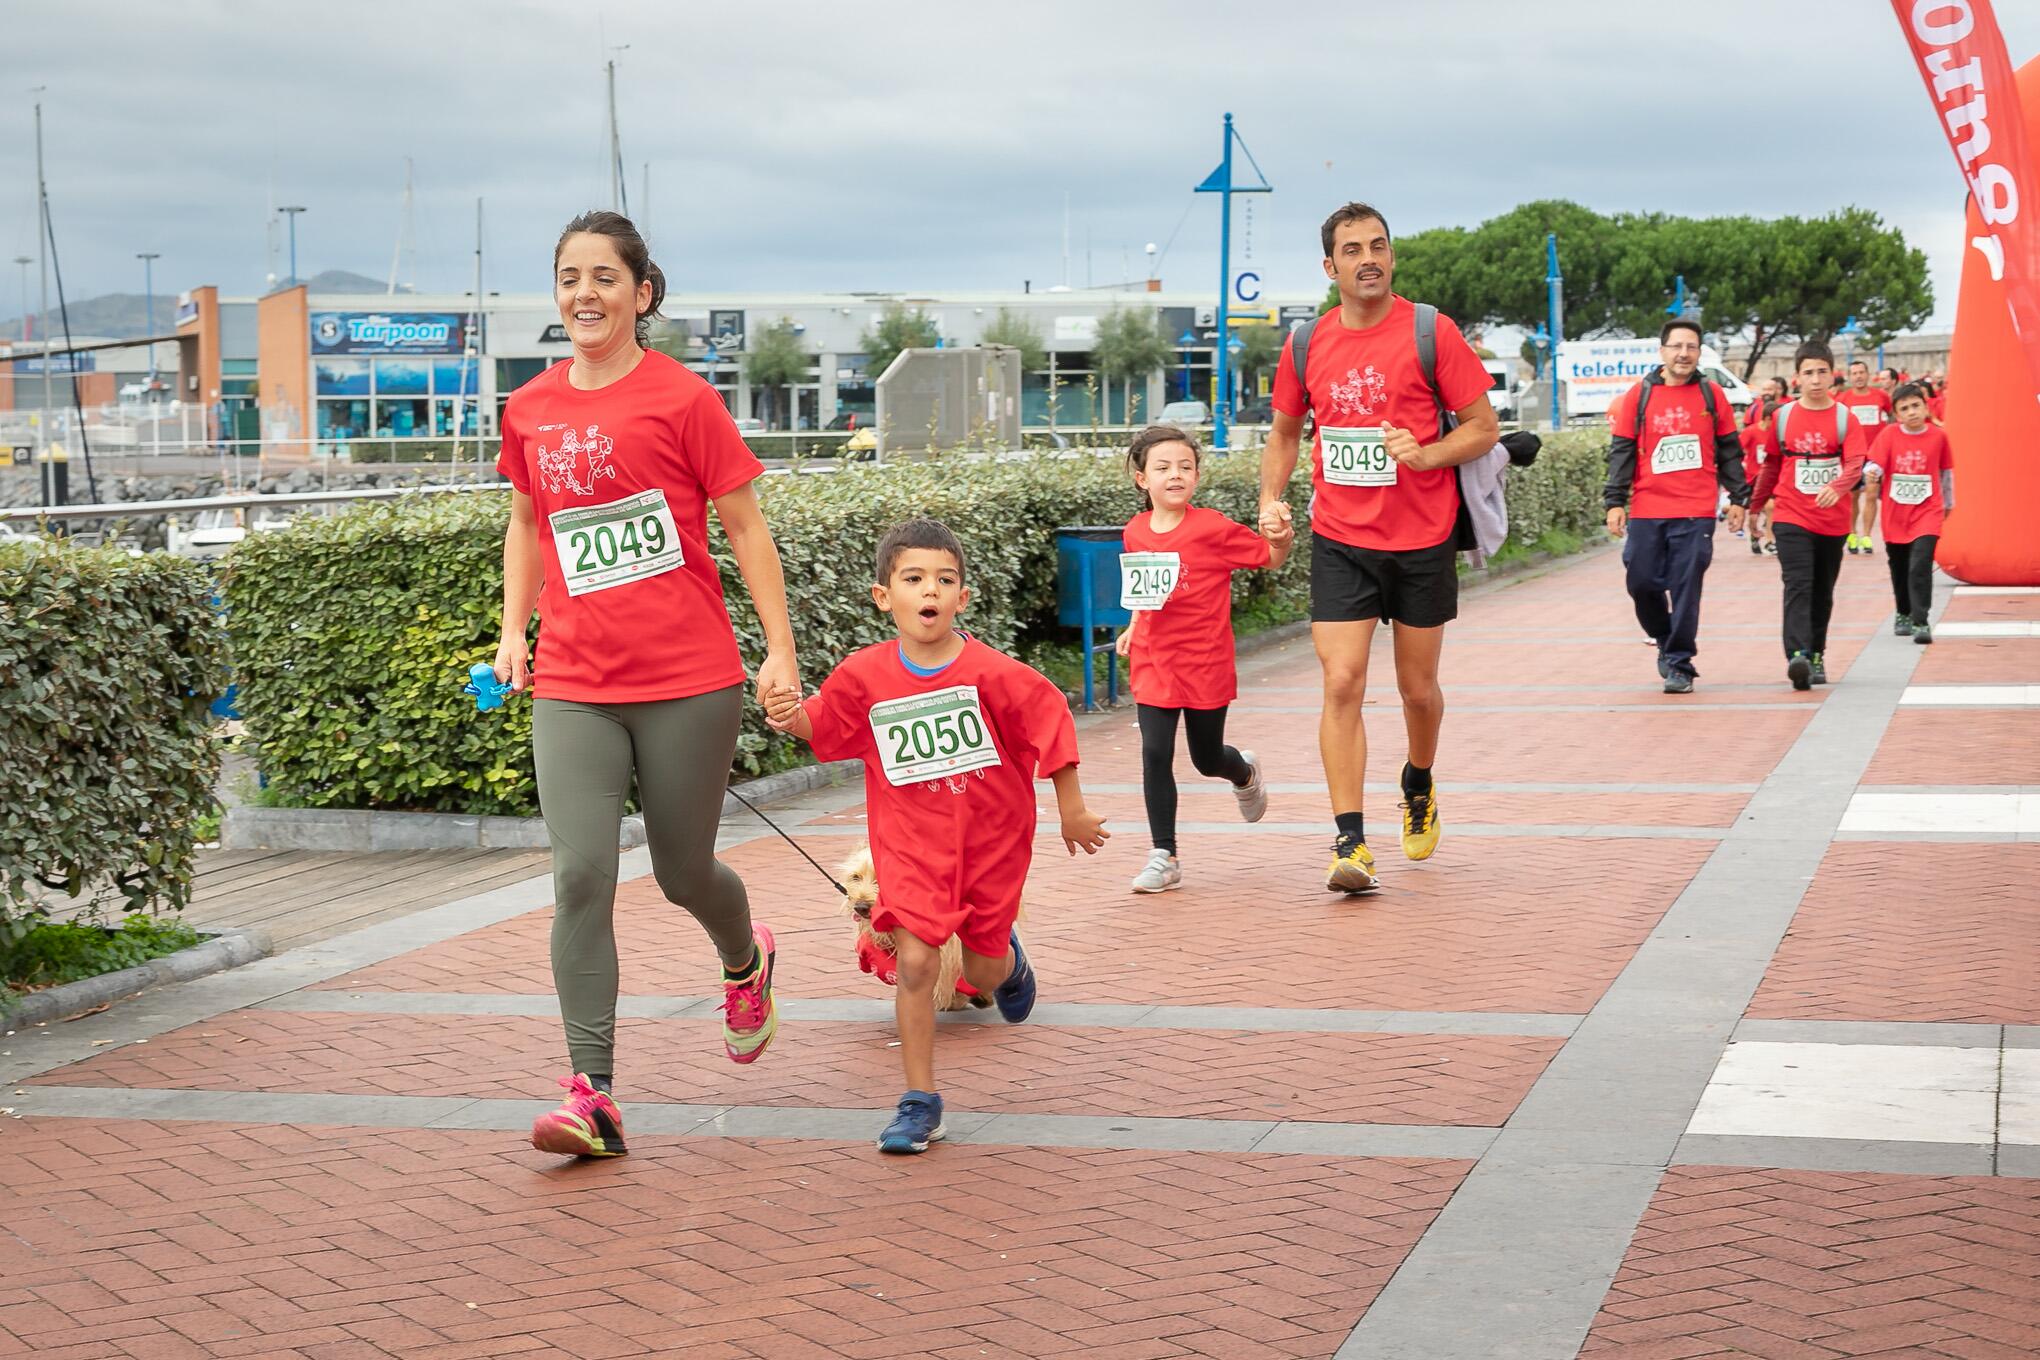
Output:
[722, 924, 780, 1064]
[530, 1074, 627, 1158]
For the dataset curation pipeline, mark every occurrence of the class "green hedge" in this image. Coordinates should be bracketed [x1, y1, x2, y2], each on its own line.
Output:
[222, 435, 1602, 817]
[1502, 429, 1606, 547]
[0, 541, 230, 920]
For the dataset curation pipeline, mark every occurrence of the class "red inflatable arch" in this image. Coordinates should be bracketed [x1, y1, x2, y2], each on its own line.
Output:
[1939, 54, 2040, 586]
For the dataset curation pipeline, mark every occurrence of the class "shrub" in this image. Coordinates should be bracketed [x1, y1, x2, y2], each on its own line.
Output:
[221, 434, 1600, 817]
[0, 540, 230, 922]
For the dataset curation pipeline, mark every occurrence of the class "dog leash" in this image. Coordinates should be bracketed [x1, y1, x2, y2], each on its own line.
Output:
[724, 785, 847, 895]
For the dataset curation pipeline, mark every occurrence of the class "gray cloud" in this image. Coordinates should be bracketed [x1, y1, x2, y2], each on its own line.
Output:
[4, 0, 2031, 323]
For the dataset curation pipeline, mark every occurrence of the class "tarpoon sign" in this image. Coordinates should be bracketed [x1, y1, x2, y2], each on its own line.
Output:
[312, 312, 468, 355]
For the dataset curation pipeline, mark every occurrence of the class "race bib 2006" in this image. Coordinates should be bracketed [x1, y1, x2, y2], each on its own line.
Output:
[868, 685, 1001, 787]
[1650, 433, 1703, 476]
[1889, 473, 1933, 506]
[548, 488, 684, 596]
[1793, 457, 1841, 496]
[1120, 551, 1181, 611]
[1320, 427, 1396, 487]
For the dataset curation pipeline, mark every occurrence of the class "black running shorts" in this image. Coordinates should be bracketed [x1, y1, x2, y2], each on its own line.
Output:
[1310, 533, 1459, 628]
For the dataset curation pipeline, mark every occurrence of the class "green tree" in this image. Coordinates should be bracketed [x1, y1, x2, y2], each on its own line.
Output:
[860, 303, 941, 380]
[1091, 308, 1174, 424]
[742, 317, 809, 430]
[979, 308, 1045, 374]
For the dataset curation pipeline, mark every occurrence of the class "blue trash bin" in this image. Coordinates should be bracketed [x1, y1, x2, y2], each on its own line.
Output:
[1055, 526, 1131, 711]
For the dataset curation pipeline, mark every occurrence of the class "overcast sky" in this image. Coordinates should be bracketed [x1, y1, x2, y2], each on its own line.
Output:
[6, 0, 2036, 328]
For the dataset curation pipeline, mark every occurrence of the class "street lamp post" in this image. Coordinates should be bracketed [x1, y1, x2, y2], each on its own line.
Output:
[137, 252, 160, 384]
[1545, 233, 1564, 430]
[1836, 315, 1865, 370]
[1178, 329, 1196, 400]
[11, 257, 28, 342]
[1531, 323, 1552, 429]
[277, 206, 307, 287]
[1226, 333, 1245, 421]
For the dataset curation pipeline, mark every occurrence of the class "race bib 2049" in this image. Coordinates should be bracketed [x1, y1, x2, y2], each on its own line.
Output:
[1120, 551, 1181, 611]
[1793, 457, 1842, 496]
[1320, 427, 1396, 488]
[1649, 433, 1703, 476]
[548, 488, 684, 596]
[1888, 473, 1934, 506]
[868, 685, 1002, 787]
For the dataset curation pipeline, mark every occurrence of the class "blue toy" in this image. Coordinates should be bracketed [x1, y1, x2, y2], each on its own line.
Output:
[463, 662, 513, 711]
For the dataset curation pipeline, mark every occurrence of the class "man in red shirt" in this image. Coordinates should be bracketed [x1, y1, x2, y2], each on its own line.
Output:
[1835, 360, 1894, 554]
[1749, 342, 1869, 690]
[1603, 319, 1750, 694]
[1259, 202, 1499, 894]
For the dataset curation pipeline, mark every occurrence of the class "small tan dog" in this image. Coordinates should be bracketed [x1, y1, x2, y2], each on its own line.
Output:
[837, 844, 996, 1011]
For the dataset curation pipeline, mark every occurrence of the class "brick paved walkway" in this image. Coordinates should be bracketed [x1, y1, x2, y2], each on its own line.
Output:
[5, 540, 2035, 1359]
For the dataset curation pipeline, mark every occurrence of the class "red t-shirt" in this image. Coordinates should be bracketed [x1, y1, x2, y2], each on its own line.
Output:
[803, 637, 1078, 950]
[1835, 385, 1893, 444]
[1122, 506, 1272, 709]
[1608, 377, 1738, 519]
[497, 349, 765, 703]
[1737, 418, 1771, 485]
[1866, 423, 1955, 544]
[1271, 296, 1489, 552]
[1749, 400, 1868, 536]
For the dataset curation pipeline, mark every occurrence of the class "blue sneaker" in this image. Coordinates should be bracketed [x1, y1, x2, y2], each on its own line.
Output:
[993, 930, 1036, 1023]
[877, 1090, 945, 1154]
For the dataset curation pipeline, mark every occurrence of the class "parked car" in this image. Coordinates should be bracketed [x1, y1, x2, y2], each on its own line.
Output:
[1233, 400, 1275, 424]
[845, 426, 878, 457]
[827, 410, 874, 431]
[733, 417, 767, 433]
[1157, 400, 1211, 426]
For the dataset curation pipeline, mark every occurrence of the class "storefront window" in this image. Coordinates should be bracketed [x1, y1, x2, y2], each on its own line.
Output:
[316, 359, 370, 395]
[375, 398, 430, 437]
[317, 399, 370, 438]
[374, 359, 430, 396]
[432, 399, 479, 437]
[433, 358, 479, 395]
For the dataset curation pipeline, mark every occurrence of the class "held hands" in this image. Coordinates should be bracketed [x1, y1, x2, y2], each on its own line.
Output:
[761, 682, 805, 734]
[1605, 507, 1628, 540]
[1061, 805, 1110, 856]
[1258, 499, 1292, 538]
[755, 650, 800, 723]
[1382, 423, 1424, 469]
[492, 635, 530, 692]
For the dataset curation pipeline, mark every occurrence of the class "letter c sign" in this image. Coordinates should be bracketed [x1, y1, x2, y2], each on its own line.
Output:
[1233, 270, 1262, 304]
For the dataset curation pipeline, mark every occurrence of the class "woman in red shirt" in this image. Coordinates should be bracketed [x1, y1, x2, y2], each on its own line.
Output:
[1115, 425, 1293, 893]
[494, 211, 800, 1158]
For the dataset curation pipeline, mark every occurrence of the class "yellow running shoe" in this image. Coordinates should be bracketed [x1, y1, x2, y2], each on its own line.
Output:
[1324, 837, 1379, 894]
[1400, 785, 1441, 861]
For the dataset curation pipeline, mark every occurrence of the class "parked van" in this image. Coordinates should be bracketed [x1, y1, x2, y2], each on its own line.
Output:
[1482, 359, 1518, 420]
[1556, 339, 1753, 422]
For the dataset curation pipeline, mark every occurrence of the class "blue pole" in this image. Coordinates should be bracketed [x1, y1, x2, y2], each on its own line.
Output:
[1546, 233, 1563, 429]
[1214, 113, 1235, 451]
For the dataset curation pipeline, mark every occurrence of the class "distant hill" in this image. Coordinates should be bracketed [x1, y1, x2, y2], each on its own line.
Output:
[0, 271, 413, 339]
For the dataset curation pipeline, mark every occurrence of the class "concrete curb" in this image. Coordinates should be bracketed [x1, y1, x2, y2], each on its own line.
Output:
[6, 927, 273, 1028]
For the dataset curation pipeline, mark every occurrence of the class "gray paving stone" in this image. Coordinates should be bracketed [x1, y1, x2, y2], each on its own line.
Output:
[1998, 1144, 2040, 1178]
[1673, 1134, 1997, 1177]
[967, 1112, 1277, 1153]
[2005, 1026, 2040, 1050]
[1734, 1020, 2006, 1048]
[1250, 1123, 1496, 1159]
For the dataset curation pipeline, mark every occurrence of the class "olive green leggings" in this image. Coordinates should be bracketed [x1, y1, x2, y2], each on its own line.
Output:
[533, 685, 755, 1078]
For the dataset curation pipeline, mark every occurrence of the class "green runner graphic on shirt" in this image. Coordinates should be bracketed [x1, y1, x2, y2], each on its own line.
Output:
[869, 684, 1002, 787]
[1320, 426, 1396, 487]
[1888, 472, 1933, 506]
[548, 488, 685, 596]
[1119, 551, 1181, 611]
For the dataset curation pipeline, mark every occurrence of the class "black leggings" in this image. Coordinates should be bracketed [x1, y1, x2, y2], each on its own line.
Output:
[1886, 535, 1938, 625]
[1139, 704, 1253, 854]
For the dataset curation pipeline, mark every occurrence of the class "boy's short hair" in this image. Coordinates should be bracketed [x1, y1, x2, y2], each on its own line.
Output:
[1659, 318, 1702, 346]
[1892, 381, 1928, 407]
[1794, 340, 1835, 372]
[875, 517, 966, 585]
[1321, 202, 1390, 257]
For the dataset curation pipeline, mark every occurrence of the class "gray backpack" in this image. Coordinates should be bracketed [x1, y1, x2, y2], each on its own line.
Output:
[1286, 302, 1476, 549]
[1776, 400, 1851, 451]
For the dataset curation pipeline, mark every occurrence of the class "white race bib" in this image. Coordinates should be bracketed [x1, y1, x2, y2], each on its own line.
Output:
[548, 488, 684, 596]
[868, 685, 1002, 787]
[1119, 551, 1181, 611]
[1848, 404, 1883, 426]
[1320, 427, 1397, 487]
[1889, 473, 1933, 506]
[1793, 457, 1841, 496]
[1650, 433, 1704, 476]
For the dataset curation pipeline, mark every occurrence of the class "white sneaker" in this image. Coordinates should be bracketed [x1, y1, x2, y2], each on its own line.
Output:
[1232, 750, 1268, 823]
[1130, 849, 1182, 894]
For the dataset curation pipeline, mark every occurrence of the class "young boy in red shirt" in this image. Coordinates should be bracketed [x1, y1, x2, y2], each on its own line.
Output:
[764, 518, 1109, 1154]
[1750, 342, 1869, 690]
[1864, 382, 1957, 644]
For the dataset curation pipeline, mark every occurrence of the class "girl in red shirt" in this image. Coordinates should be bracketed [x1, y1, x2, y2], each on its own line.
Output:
[494, 211, 801, 1159]
[1115, 425, 1295, 893]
